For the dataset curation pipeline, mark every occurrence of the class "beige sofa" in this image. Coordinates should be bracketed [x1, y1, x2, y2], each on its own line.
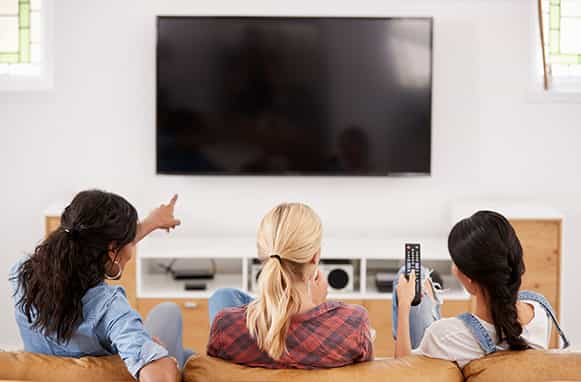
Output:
[1, 350, 581, 382]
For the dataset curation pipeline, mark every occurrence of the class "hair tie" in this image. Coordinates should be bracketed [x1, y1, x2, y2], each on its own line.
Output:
[63, 225, 82, 241]
[269, 253, 282, 262]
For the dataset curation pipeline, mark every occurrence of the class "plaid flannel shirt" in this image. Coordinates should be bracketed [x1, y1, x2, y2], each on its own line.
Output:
[207, 301, 373, 369]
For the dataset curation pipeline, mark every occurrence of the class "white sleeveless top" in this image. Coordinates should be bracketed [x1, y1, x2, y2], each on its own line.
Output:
[413, 300, 551, 368]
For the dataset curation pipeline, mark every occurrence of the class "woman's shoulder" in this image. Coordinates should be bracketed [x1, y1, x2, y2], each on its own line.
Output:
[329, 300, 368, 315]
[8, 256, 27, 292]
[83, 282, 127, 302]
[212, 306, 247, 327]
[82, 283, 131, 320]
[337, 301, 368, 316]
[417, 317, 484, 364]
[308, 301, 369, 322]
[426, 316, 471, 336]
[421, 316, 483, 349]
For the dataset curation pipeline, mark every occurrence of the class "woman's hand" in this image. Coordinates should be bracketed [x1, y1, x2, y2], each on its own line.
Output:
[135, 195, 181, 243]
[394, 270, 416, 358]
[396, 270, 416, 308]
[138, 357, 178, 382]
[147, 194, 181, 232]
[311, 268, 328, 306]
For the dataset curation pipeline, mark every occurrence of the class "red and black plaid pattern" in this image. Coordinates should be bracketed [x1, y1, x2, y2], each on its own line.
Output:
[207, 301, 373, 369]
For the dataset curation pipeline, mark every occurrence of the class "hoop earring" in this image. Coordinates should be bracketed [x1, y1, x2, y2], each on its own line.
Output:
[105, 260, 123, 280]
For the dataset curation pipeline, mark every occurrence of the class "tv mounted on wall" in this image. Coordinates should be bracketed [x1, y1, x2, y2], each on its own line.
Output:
[156, 17, 433, 176]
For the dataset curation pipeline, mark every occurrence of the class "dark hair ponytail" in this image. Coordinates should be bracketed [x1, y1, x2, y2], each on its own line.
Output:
[15, 190, 138, 342]
[448, 210, 528, 350]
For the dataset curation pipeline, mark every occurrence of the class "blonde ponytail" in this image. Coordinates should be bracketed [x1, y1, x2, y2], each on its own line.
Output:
[246, 203, 322, 360]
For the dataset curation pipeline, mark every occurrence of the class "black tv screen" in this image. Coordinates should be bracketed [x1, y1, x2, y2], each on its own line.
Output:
[157, 17, 432, 175]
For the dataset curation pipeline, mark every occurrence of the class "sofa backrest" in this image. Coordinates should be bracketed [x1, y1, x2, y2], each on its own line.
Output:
[0, 352, 136, 382]
[182, 355, 463, 382]
[463, 350, 581, 382]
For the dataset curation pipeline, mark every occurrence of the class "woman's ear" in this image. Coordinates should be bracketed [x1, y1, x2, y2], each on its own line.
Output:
[107, 242, 118, 262]
[310, 251, 320, 265]
[452, 263, 478, 295]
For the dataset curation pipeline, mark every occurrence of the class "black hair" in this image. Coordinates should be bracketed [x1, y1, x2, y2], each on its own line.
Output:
[448, 210, 528, 350]
[14, 190, 138, 342]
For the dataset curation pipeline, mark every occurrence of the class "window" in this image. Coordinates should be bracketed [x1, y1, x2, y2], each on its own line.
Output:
[0, 0, 51, 90]
[540, 0, 581, 91]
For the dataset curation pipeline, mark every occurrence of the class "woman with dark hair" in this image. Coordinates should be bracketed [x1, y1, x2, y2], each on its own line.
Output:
[392, 210, 569, 368]
[10, 190, 190, 382]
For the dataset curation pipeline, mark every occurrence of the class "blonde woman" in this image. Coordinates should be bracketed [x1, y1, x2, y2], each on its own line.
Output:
[206, 203, 373, 368]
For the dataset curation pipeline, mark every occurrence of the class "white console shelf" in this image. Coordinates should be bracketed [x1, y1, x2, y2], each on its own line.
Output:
[137, 235, 470, 301]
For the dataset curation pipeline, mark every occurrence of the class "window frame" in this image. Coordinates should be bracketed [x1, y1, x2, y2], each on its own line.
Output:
[528, 0, 581, 103]
[0, 0, 53, 91]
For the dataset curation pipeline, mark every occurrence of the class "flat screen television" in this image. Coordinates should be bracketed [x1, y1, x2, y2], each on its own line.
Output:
[157, 17, 432, 176]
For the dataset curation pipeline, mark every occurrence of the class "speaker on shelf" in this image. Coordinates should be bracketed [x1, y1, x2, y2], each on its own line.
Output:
[320, 261, 354, 292]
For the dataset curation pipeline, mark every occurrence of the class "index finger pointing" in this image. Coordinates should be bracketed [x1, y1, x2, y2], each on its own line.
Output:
[169, 194, 178, 206]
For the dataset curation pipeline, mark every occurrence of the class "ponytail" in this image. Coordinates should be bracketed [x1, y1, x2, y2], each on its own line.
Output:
[246, 203, 322, 360]
[246, 258, 303, 360]
[15, 190, 138, 342]
[448, 210, 528, 350]
[17, 229, 90, 342]
[488, 285, 528, 350]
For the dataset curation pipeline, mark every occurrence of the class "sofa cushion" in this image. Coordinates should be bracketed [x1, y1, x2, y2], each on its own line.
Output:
[0, 352, 135, 382]
[183, 355, 463, 382]
[463, 350, 581, 382]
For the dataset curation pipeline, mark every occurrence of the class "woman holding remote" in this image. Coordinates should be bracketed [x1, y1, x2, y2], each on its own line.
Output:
[10, 190, 191, 382]
[207, 202, 373, 368]
[392, 210, 569, 368]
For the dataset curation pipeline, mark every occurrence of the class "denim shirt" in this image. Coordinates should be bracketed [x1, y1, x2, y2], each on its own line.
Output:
[9, 258, 168, 378]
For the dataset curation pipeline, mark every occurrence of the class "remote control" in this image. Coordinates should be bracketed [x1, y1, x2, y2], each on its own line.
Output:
[405, 243, 422, 306]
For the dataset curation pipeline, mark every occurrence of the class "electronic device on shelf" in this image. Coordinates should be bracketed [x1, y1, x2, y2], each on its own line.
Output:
[405, 243, 422, 306]
[156, 16, 433, 176]
[158, 259, 216, 280]
[184, 281, 207, 291]
[173, 269, 215, 280]
[320, 260, 354, 293]
[375, 272, 397, 293]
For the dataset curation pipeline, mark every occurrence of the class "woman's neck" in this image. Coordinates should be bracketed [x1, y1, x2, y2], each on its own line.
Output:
[474, 294, 494, 324]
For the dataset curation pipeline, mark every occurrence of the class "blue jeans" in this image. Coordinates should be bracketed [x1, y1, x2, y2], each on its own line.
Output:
[144, 302, 195, 368]
[392, 266, 442, 349]
[208, 288, 255, 325]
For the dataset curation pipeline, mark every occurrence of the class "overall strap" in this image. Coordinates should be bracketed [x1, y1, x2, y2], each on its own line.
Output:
[458, 313, 497, 355]
[518, 290, 570, 348]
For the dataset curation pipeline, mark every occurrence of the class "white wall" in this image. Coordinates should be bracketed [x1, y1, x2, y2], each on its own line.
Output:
[1, 0, 580, 349]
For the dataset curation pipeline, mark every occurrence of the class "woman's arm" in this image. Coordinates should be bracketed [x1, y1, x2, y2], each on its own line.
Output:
[135, 195, 181, 244]
[394, 271, 416, 358]
[138, 357, 178, 382]
[98, 291, 177, 380]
